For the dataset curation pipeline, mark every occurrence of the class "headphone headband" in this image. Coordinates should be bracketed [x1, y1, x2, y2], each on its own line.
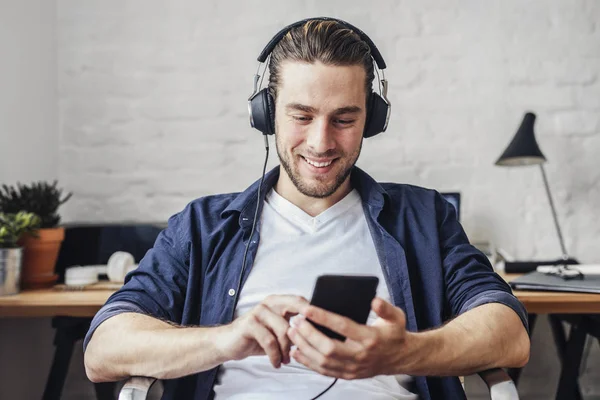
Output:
[257, 17, 387, 70]
[249, 17, 391, 138]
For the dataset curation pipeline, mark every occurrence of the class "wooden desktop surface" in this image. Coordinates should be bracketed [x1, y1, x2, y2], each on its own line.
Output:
[0, 289, 113, 318]
[499, 272, 600, 314]
[0, 273, 599, 318]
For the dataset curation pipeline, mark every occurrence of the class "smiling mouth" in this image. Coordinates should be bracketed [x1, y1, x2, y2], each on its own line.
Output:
[301, 156, 336, 168]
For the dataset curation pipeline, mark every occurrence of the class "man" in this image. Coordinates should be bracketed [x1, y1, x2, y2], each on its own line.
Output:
[84, 18, 530, 400]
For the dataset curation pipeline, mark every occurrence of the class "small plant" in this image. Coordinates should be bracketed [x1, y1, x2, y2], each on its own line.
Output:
[0, 212, 41, 248]
[0, 181, 72, 228]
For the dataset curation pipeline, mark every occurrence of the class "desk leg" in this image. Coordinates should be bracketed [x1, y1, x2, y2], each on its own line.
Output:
[549, 315, 583, 400]
[94, 382, 116, 400]
[42, 317, 91, 400]
[507, 313, 537, 386]
[555, 319, 587, 400]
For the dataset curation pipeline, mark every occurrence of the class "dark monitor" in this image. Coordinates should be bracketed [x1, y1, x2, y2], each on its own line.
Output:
[441, 192, 461, 222]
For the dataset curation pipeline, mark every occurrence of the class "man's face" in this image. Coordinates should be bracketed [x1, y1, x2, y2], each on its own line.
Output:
[274, 61, 367, 199]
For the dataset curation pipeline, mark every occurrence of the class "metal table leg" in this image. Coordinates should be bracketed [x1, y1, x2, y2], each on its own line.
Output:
[42, 316, 116, 400]
[549, 315, 584, 400]
[555, 319, 587, 400]
[94, 381, 117, 400]
[42, 317, 91, 400]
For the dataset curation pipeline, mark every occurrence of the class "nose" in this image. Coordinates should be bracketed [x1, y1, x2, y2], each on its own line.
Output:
[306, 118, 335, 154]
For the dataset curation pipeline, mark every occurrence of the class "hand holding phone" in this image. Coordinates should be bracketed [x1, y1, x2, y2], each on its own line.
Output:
[308, 274, 379, 341]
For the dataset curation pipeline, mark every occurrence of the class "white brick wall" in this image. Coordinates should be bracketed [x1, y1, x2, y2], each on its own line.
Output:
[0, 0, 58, 184]
[57, 0, 600, 264]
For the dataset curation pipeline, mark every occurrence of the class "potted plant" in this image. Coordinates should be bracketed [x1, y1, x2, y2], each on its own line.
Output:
[0, 212, 41, 295]
[0, 181, 72, 289]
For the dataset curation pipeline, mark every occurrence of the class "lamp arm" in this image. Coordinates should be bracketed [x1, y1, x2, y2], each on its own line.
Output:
[539, 164, 569, 259]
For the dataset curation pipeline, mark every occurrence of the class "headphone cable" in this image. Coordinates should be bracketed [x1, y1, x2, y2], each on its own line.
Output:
[309, 378, 338, 400]
[234, 134, 339, 400]
[232, 134, 270, 311]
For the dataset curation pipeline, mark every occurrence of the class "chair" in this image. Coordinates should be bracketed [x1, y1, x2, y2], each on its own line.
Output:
[118, 368, 519, 399]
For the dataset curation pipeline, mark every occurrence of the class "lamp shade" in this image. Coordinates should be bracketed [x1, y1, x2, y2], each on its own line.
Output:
[495, 112, 547, 166]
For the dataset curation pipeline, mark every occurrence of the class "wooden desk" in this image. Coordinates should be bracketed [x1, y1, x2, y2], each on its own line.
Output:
[0, 287, 117, 400]
[1, 273, 599, 318]
[1, 274, 599, 400]
[499, 272, 600, 400]
[500, 272, 600, 314]
[0, 289, 112, 318]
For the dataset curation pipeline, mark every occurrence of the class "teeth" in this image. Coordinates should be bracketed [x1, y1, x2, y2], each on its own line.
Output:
[304, 157, 333, 168]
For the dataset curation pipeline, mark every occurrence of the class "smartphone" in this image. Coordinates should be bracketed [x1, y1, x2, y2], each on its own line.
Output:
[308, 274, 379, 341]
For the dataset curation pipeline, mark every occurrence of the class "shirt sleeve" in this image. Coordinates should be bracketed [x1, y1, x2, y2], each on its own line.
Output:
[83, 301, 148, 352]
[436, 192, 529, 333]
[86, 205, 192, 339]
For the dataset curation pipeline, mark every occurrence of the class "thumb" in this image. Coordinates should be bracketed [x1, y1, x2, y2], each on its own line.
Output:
[372, 297, 405, 324]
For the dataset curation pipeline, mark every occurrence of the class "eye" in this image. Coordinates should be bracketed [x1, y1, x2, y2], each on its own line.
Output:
[293, 116, 312, 123]
[335, 119, 355, 126]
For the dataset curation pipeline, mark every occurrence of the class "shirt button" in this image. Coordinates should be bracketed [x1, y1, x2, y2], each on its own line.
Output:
[228, 289, 236, 296]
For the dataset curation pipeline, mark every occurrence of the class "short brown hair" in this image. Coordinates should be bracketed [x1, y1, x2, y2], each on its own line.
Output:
[267, 20, 375, 104]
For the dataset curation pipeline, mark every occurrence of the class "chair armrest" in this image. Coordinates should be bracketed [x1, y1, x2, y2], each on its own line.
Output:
[477, 368, 519, 400]
[120, 370, 517, 399]
[118, 377, 157, 400]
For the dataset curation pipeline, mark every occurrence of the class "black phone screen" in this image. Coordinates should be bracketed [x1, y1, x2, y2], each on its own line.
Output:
[308, 274, 379, 341]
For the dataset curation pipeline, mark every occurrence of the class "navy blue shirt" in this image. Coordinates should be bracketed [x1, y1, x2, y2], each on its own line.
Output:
[85, 166, 528, 400]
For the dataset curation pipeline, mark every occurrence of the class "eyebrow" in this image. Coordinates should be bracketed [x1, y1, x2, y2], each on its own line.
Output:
[285, 103, 362, 115]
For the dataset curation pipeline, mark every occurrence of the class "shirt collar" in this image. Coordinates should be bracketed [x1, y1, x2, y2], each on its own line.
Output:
[220, 166, 280, 228]
[349, 166, 389, 210]
[220, 165, 389, 226]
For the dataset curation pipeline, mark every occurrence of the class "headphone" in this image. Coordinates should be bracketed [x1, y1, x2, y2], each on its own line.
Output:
[247, 17, 391, 139]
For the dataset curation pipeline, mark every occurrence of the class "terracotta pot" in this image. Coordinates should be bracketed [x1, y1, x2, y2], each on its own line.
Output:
[19, 227, 65, 289]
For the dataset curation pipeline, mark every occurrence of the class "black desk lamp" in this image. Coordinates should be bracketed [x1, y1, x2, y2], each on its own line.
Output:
[495, 112, 571, 263]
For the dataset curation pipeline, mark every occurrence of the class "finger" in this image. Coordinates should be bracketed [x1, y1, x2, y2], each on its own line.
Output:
[264, 294, 310, 319]
[291, 347, 363, 380]
[249, 318, 284, 368]
[290, 348, 342, 378]
[288, 326, 347, 372]
[255, 305, 293, 364]
[304, 305, 372, 342]
[294, 316, 363, 361]
[371, 297, 406, 325]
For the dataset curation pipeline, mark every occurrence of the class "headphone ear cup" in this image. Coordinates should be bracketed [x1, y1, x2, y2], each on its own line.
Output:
[363, 93, 389, 138]
[266, 90, 276, 135]
[248, 88, 275, 135]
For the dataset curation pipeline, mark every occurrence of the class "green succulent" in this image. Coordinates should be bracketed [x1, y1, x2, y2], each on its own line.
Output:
[0, 212, 41, 248]
[0, 181, 72, 228]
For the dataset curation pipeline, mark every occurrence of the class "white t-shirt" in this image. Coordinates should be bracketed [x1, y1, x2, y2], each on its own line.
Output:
[213, 188, 418, 400]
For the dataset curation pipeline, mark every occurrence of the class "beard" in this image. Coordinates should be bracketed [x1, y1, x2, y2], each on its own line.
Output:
[275, 134, 362, 199]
